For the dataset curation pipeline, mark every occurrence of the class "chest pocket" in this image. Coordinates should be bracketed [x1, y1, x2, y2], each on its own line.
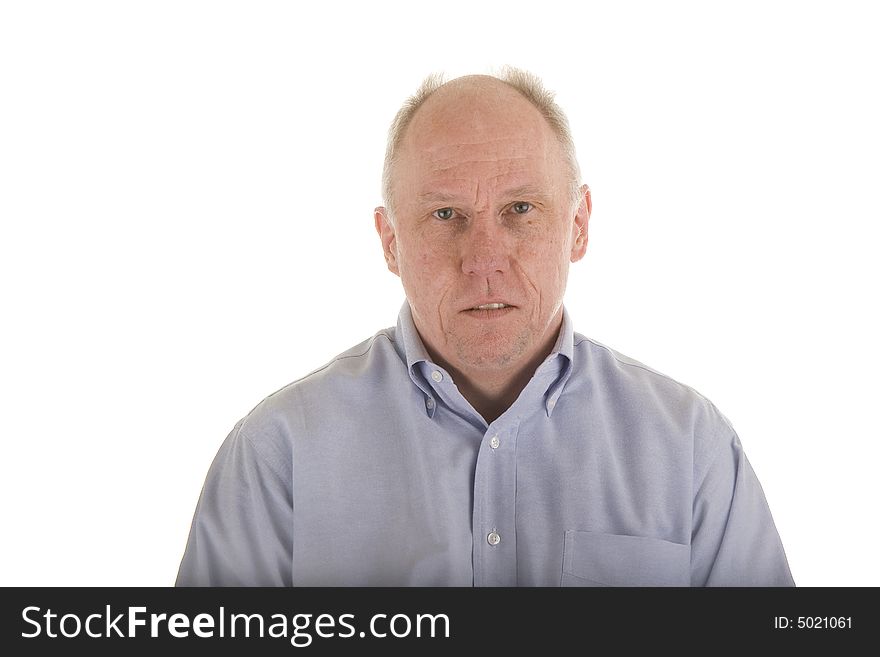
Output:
[561, 530, 690, 586]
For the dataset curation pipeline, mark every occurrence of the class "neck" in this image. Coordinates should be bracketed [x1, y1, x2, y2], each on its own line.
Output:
[452, 364, 536, 424]
[428, 316, 563, 425]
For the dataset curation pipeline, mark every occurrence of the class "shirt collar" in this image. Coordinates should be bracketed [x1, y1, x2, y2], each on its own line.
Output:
[396, 302, 440, 417]
[543, 308, 574, 416]
[397, 300, 434, 374]
[396, 301, 575, 418]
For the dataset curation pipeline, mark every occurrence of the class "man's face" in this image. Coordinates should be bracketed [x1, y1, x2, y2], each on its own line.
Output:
[376, 77, 590, 376]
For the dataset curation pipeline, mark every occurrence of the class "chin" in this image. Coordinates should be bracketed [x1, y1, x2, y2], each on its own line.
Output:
[453, 335, 530, 371]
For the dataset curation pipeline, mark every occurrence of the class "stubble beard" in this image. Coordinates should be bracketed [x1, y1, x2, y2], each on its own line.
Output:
[451, 323, 533, 372]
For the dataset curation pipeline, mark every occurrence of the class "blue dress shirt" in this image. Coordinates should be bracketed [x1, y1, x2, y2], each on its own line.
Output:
[176, 302, 794, 586]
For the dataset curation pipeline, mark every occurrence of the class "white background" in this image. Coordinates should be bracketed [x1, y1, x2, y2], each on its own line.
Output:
[1, 1, 877, 586]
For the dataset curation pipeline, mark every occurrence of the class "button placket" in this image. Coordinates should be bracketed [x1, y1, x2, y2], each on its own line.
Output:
[472, 421, 520, 586]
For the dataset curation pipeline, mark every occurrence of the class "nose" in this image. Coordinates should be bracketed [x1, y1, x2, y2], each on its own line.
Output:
[460, 217, 511, 277]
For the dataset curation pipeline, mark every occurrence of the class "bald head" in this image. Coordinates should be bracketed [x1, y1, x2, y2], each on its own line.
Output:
[381, 69, 582, 219]
[405, 76, 547, 155]
[412, 74, 534, 125]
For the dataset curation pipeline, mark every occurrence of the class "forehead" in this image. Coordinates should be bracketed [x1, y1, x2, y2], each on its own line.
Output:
[397, 81, 563, 195]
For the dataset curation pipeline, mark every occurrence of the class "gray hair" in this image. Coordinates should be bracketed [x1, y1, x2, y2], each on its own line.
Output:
[381, 66, 583, 219]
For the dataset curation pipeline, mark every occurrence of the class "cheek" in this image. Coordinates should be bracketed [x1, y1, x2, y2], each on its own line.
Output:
[417, 248, 435, 270]
[523, 228, 559, 262]
[398, 235, 455, 297]
[520, 228, 569, 288]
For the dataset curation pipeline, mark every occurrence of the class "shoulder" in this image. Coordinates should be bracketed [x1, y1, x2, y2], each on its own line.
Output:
[573, 333, 712, 403]
[571, 333, 737, 459]
[232, 327, 402, 446]
[273, 327, 401, 389]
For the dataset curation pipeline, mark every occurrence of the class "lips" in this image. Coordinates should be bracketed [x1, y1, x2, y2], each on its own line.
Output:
[461, 300, 516, 312]
[460, 301, 517, 318]
[469, 302, 510, 311]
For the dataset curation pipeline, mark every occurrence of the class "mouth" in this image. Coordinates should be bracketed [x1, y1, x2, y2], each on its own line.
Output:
[461, 303, 516, 319]
[469, 303, 510, 311]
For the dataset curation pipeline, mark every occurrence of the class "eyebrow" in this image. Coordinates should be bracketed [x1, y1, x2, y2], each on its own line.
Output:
[416, 185, 553, 206]
[503, 186, 553, 204]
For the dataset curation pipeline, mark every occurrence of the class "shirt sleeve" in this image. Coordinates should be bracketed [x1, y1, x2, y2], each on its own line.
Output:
[175, 421, 293, 586]
[690, 424, 795, 586]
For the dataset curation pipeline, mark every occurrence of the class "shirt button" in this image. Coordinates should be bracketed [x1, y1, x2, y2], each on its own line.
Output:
[431, 370, 443, 383]
[548, 398, 557, 409]
[426, 398, 435, 409]
[487, 531, 501, 546]
[489, 435, 500, 449]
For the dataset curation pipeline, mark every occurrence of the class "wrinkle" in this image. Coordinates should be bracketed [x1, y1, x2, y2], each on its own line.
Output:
[431, 156, 532, 167]
[437, 283, 452, 350]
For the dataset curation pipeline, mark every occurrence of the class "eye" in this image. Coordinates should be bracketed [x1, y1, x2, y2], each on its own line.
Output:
[511, 201, 532, 214]
[433, 207, 456, 221]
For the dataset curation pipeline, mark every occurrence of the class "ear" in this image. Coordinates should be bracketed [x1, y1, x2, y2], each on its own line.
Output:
[374, 206, 400, 276]
[570, 184, 591, 263]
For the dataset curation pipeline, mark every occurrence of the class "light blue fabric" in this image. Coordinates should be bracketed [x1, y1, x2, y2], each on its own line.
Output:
[176, 302, 794, 586]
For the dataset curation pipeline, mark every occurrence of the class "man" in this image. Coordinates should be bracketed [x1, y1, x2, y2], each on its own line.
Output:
[176, 69, 794, 586]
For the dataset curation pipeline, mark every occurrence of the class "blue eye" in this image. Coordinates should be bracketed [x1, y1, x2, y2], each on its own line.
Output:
[511, 202, 532, 214]
[433, 207, 455, 220]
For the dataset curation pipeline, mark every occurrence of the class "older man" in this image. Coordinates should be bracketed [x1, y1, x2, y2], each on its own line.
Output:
[176, 69, 794, 587]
